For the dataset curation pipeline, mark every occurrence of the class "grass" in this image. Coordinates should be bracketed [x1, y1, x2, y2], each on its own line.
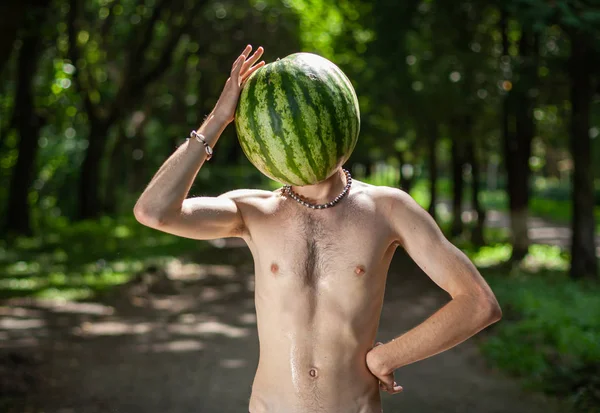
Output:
[461, 243, 600, 412]
[0, 216, 206, 301]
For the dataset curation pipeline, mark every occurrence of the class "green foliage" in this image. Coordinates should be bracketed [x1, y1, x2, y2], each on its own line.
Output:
[1, 2, 599, 411]
[0, 216, 204, 300]
[481, 268, 600, 411]
[466, 243, 569, 270]
[508, 0, 600, 34]
[408, 176, 600, 232]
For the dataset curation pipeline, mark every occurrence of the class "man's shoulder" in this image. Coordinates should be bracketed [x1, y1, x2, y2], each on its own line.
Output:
[364, 184, 427, 226]
[217, 188, 279, 205]
[366, 184, 414, 206]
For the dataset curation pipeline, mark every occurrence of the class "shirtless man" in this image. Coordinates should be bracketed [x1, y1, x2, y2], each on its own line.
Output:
[133, 45, 502, 413]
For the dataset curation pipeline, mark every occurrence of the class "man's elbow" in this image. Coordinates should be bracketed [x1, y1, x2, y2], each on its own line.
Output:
[133, 202, 167, 228]
[477, 294, 502, 325]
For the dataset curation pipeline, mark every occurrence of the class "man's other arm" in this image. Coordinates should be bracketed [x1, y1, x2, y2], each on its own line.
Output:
[367, 188, 502, 376]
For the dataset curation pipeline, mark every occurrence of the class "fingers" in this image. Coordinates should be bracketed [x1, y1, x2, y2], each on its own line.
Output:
[231, 55, 245, 78]
[241, 46, 264, 74]
[390, 381, 403, 394]
[380, 381, 403, 394]
[241, 44, 252, 58]
[231, 45, 251, 69]
[241, 60, 265, 83]
[232, 45, 265, 83]
[378, 373, 403, 395]
[378, 372, 395, 392]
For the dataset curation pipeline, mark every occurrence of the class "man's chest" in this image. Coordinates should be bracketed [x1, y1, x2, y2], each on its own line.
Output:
[245, 197, 396, 288]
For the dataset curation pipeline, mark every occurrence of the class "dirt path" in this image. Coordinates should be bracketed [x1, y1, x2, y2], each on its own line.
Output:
[1, 246, 560, 413]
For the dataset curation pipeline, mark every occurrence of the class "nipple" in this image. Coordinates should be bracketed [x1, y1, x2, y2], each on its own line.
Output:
[354, 265, 366, 276]
[270, 263, 279, 275]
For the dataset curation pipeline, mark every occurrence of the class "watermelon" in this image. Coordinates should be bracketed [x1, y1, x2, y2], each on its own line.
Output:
[234, 52, 360, 186]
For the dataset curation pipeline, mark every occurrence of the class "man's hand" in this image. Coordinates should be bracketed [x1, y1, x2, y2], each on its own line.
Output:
[366, 342, 403, 395]
[213, 44, 265, 124]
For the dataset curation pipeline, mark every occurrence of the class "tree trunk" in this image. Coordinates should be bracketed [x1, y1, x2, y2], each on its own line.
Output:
[77, 121, 110, 220]
[0, 0, 28, 76]
[427, 123, 438, 218]
[4, 4, 46, 235]
[501, 17, 537, 261]
[104, 125, 127, 215]
[68, 0, 199, 220]
[467, 137, 485, 246]
[131, 127, 148, 193]
[400, 174, 413, 194]
[368, 160, 377, 180]
[513, 30, 537, 261]
[568, 34, 597, 279]
[451, 137, 464, 237]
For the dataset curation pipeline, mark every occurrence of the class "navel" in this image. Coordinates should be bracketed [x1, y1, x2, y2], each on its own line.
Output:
[354, 265, 366, 276]
[270, 262, 279, 275]
[309, 367, 318, 378]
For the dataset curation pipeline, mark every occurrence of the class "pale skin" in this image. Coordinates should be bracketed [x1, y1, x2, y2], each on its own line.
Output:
[134, 45, 502, 413]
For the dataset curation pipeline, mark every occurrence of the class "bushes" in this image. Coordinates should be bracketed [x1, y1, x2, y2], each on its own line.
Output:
[481, 269, 600, 412]
[0, 216, 204, 300]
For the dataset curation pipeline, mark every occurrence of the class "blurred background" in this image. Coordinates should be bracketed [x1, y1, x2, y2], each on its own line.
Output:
[0, 0, 599, 412]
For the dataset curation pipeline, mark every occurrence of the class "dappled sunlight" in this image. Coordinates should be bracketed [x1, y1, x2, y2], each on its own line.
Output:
[481, 210, 599, 257]
[471, 245, 512, 268]
[208, 238, 248, 249]
[220, 358, 247, 368]
[469, 243, 570, 271]
[203, 264, 238, 279]
[178, 313, 200, 323]
[151, 297, 190, 311]
[436, 203, 452, 222]
[485, 210, 508, 227]
[30, 300, 115, 316]
[3, 0, 598, 407]
[0, 305, 49, 348]
[165, 258, 238, 281]
[168, 320, 250, 338]
[238, 313, 256, 325]
[529, 226, 571, 243]
[165, 259, 207, 281]
[137, 339, 205, 353]
[0, 316, 45, 330]
[74, 320, 154, 336]
[200, 287, 225, 302]
[461, 210, 478, 223]
[0, 305, 44, 318]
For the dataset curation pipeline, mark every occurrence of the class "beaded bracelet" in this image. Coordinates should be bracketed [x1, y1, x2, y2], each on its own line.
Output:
[187, 130, 213, 161]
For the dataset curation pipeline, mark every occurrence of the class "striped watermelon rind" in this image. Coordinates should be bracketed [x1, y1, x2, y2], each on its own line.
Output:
[235, 52, 360, 186]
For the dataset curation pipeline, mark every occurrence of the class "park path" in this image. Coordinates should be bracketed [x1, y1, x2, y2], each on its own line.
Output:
[448, 202, 600, 256]
[0, 238, 562, 413]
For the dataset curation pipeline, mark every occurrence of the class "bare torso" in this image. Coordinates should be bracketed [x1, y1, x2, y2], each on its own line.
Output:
[236, 180, 397, 413]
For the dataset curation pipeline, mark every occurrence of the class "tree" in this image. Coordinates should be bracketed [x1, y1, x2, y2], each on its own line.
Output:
[4, 0, 51, 235]
[500, 8, 540, 261]
[0, 0, 29, 76]
[568, 29, 598, 279]
[67, 0, 204, 219]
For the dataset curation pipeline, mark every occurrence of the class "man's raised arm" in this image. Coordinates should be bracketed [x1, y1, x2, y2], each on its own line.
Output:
[367, 188, 502, 393]
[133, 45, 264, 240]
